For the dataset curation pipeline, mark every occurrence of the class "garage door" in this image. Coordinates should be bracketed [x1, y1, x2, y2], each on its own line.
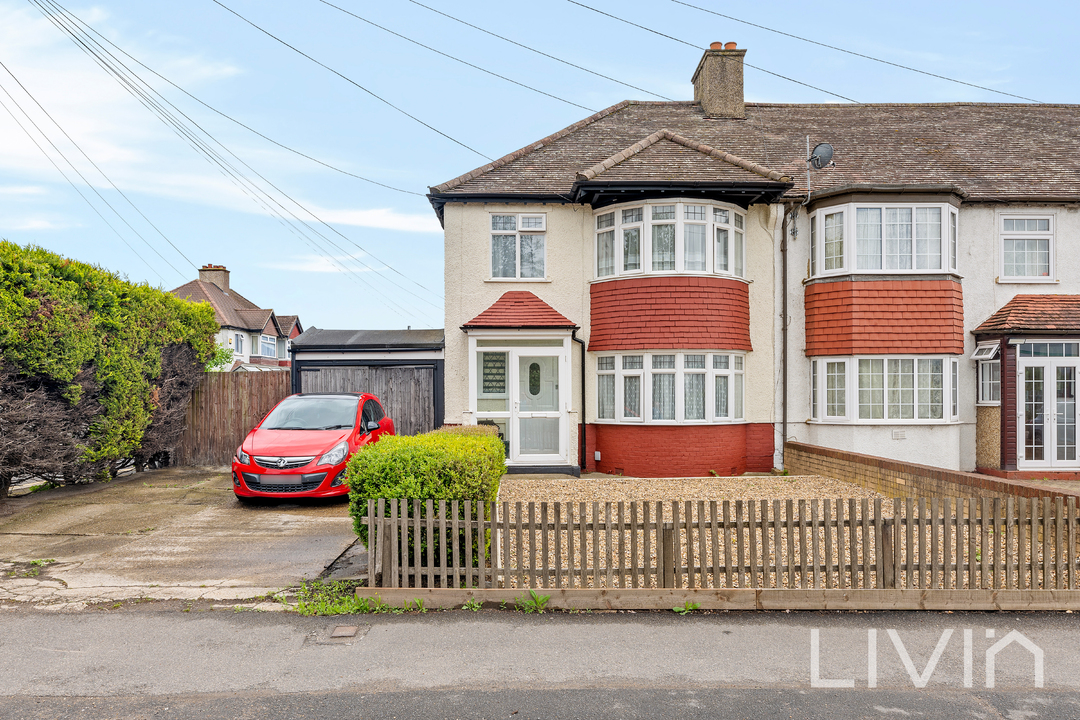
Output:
[299, 365, 435, 436]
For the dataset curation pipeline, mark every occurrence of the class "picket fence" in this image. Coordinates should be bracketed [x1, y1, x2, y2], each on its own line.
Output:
[366, 496, 1080, 592]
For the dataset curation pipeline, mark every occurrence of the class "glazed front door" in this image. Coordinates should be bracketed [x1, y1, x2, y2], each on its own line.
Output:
[512, 354, 565, 463]
[1020, 361, 1078, 468]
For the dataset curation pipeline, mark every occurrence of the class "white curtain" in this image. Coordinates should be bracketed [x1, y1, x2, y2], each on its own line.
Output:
[684, 373, 704, 420]
[598, 374, 615, 419]
[491, 235, 516, 277]
[597, 231, 615, 277]
[684, 224, 707, 271]
[520, 234, 545, 278]
[652, 373, 675, 420]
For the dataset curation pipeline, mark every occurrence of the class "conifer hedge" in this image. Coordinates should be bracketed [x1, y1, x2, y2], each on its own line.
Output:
[0, 241, 219, 496]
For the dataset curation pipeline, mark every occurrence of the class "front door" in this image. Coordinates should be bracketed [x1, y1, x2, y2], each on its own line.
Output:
[1019, 358, 1078, 468]
[514, 355, 562, 462]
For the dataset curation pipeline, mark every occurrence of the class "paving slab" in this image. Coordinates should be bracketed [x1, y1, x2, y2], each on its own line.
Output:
[0, 467, 360, 606]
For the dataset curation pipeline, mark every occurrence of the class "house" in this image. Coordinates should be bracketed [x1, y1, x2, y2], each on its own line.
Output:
[289, 327, 445, 435]
[171, 265, 303, 371]
[428, 42, 1080, 479]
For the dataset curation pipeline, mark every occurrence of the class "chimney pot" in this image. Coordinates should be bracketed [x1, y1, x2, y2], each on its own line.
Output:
[691, 44, 747, 119]
[710, 41, 724, 50]
[198, 264, 231, 293]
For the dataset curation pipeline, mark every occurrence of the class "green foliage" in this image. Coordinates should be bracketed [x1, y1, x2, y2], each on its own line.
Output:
[295, 581, 434, 616]
[673, 600, 701, 615]
[345, 425, 505, 544]
[514, 589, 551, 614]
[0, 242, 218, 472]
[204, 345, 234, 371]
[462, 598, 482, 612]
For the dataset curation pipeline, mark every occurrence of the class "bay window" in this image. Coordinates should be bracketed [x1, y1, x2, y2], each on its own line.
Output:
[812, 355, 960, 423]
[594, 200, 746, 280]
[595, 351, 745, 424]
[810, 203, 958, 276]
[259, 334, 276, 358]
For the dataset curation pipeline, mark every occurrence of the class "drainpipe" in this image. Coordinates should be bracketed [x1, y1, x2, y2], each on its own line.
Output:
[780, 203, 796, 469]
[572, 328, 586, 471]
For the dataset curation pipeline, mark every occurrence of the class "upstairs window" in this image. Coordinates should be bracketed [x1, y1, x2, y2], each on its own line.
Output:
[810, 203, 958, 276]
[491, 213, 546, 280]
[1000, 215, 1054, 281]
[594, 200, 746, 281]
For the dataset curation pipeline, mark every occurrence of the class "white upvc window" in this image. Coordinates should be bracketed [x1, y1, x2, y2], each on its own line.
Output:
[259, 334, 276, 358]
[594, 200, 746, 281]
[595, 351, 745, 424]
[813, 355, 960, 423]
[999, 214, 1054, 281]
[978, 360, 1001, 405]
[811, 203, 957, 276]
[491, 213, 546, 280]
[234, 332, 244, 355]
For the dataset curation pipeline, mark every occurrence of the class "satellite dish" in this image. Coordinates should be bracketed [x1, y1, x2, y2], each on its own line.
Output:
[809, 142, 834, 170]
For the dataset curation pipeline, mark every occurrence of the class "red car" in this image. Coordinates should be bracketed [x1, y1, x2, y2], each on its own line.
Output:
[232, 392, 394, 501]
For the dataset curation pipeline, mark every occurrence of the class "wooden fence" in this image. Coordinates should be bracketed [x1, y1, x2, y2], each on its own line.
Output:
[173, 372, 291, 466]
[367, 496, 1080, 593]
[298, 365, 435, 436]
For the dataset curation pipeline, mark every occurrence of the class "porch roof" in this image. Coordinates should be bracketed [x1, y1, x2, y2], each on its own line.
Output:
[974, 294, 1080, 335]
[462, 291, 577, 330]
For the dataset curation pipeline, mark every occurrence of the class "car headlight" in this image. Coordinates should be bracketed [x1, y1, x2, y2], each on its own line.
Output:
[318, 441, 349, 467]
[237, 447, 250, 465]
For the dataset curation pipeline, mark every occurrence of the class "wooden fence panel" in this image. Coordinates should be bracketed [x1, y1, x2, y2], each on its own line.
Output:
[299, 365, 434, 436]
[173, 372, 292, 466]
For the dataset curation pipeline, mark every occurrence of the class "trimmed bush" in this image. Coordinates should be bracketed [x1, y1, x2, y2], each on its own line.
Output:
[345, 424, 504, 543]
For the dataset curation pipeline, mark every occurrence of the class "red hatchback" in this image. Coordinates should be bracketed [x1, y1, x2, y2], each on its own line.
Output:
[232, 392, 394, 501]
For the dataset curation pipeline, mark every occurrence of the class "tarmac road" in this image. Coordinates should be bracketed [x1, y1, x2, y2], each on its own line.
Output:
[1, 606, 1078, 719]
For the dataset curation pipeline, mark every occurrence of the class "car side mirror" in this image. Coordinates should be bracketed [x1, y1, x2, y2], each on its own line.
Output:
[366, 420, 380, 432]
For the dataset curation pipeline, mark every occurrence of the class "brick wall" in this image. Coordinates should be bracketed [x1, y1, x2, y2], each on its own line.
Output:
[804, 278, 964, 355]
[785, 441, 1077, 500]
[591, 423, 774, 477]
[589, 276, 751, 352]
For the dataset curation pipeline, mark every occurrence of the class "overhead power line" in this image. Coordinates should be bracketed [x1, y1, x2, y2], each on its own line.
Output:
[35, 0, 444, 318]
[211, 0, 492, 161]
[565, 0, 859, 104]
[0, 85, 167, 283]
[671, 0, 1043, 104]
[407, 0, 673, 101]
[318, 0, 597, 113]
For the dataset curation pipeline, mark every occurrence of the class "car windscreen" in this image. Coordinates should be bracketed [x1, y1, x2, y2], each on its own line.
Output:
[261, 396, 359, 430]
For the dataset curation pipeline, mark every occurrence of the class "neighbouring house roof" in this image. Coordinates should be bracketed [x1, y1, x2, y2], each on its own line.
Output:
[276, 315, 302, 336]
[462, 292, 578, 330]
[974, 295, 1080, 335]
[170, 279, 296, 336]
[429, 101, 1080, 205]
[292, 328, 445, 350]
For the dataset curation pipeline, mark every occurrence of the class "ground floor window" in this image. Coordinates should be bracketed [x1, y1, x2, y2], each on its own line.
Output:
[811, 355, 960, 423]
[978, 360, 1000, 404]
[595, 351, 744, 424]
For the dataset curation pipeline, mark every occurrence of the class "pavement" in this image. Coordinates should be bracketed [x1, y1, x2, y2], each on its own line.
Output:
[0, 467, 363, 609]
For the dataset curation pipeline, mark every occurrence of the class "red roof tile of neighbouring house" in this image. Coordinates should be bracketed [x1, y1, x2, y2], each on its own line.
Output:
[462, 292, 577, 329]
[974, 295, 1080, 335]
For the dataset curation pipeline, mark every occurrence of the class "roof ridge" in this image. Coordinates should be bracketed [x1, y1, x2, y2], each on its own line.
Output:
[576, 128, 790, 183]
[429, 100, 634, 194]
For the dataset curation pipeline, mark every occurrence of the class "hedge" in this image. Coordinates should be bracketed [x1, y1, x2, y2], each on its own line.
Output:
[345, 425, 505, 550]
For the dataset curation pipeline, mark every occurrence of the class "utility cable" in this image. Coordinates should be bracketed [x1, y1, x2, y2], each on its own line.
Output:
[407, 0, 673, 101]
[316, 0, 595, 112]
[671, 0, 1043, 103]
[0, 59, 195, 275]
[36, 0, 445, 309]
[566, 0, 860, 103]
[0, 90, 166, 283]
[211, 0, 493, 161]
[40, 0, 423, 196]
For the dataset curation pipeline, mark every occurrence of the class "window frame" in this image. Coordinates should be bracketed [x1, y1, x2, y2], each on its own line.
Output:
[594, 351, 746, 424]
[809, 202, 958, 277]
[259, 334, 277, 358]
[811, 355, 962, 424]
[490, 212, 548, 281]
[234, 332, 244, 355]
[998, 213, 1055, 283]
[978, 359, 1001, 406]
[593, 200, 747, 282]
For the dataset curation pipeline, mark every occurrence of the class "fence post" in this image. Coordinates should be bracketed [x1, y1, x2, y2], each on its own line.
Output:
[661, 522, 675, 588]
[882, 518, 895, 589]
[381, 515, 394, 588]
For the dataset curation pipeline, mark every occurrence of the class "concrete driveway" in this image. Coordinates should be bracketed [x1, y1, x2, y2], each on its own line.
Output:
[0, 467, 361, 608]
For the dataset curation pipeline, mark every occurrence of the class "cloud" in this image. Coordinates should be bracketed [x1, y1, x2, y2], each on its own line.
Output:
[302, 205, 442, 234]
[4, 217, 71, 230]
[0, 185, 47, 195]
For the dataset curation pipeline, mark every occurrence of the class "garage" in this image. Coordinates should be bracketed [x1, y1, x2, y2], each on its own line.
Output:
[289, 328, 444, 436]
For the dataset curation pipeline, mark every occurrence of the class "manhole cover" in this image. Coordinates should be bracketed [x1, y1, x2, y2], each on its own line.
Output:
[330, 625, 359, 638]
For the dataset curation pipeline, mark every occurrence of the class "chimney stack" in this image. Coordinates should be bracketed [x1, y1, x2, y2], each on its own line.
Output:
[199, 264, 230, 293]
[692, 42, 746, 119]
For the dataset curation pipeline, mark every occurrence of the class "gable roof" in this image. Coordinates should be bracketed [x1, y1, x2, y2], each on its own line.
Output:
[276, 315, 302, 336]
[430, 101, 1080, 204]
[170, 279, 292, 335]
[462, 292, 577, 330]
[974, 295, 1080, 335]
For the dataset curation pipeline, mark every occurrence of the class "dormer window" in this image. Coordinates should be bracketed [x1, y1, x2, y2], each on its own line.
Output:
[595, 200, 746, 281]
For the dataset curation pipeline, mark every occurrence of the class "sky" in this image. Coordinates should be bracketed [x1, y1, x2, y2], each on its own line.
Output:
[1, 0, 1077, 331]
